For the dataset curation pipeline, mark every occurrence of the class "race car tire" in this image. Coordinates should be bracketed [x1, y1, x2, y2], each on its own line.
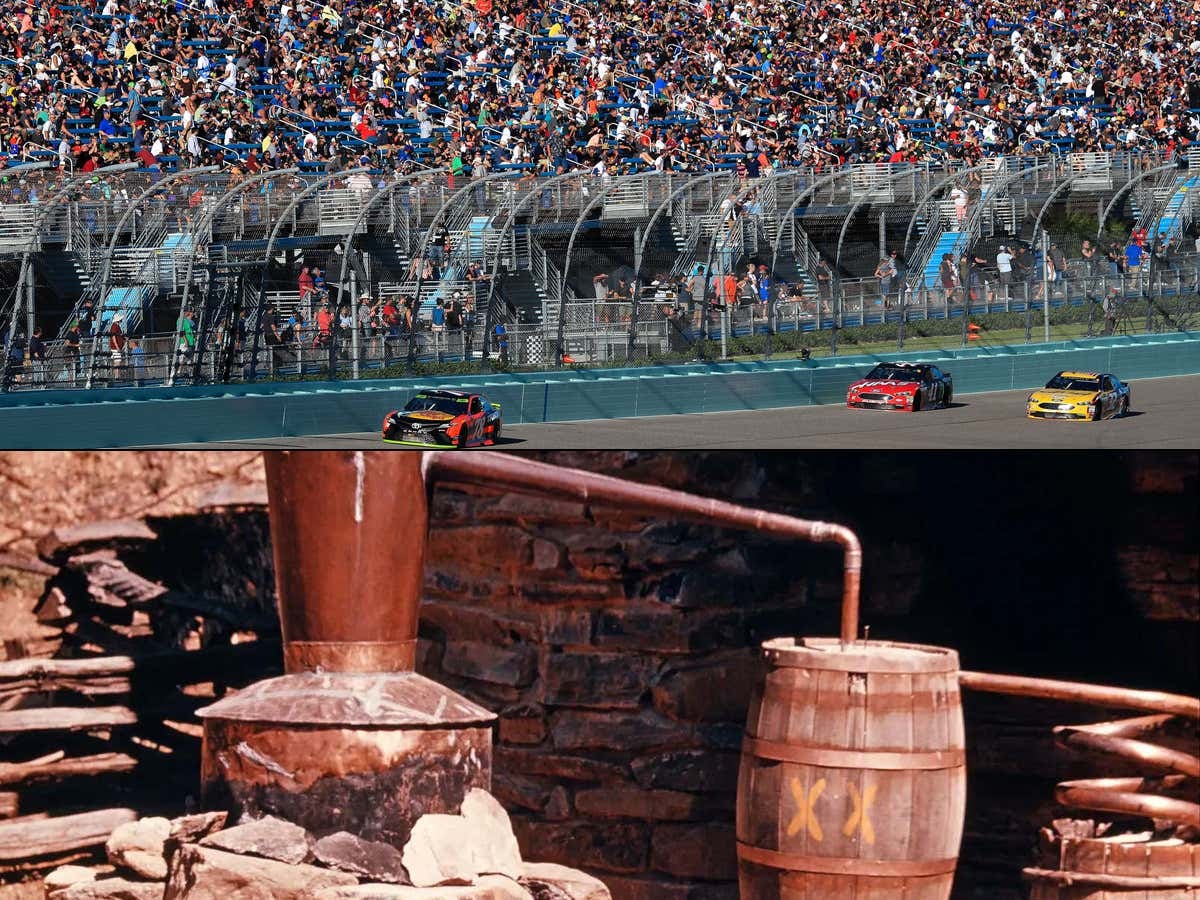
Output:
[491, 421, 501, 444]
[943, 385, 952, 406]
[1120, 396, 1130, 417]
[1092, 402, 1103, 422]
[456, 427, 469, 449]
[911, 393, 922, 412]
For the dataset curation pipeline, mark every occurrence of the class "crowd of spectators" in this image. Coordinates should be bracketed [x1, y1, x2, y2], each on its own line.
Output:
[0, 0, 1197, 179]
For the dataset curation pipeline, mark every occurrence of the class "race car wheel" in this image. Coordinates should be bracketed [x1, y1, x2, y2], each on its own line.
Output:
[1092, 402, 1103, 422]
[911, 393, 922, 412]
[1120, 397, 1130, 417]
[456, 427, 469, 449]
[490, 422, 501, 444]
[943, 386, 952, 406]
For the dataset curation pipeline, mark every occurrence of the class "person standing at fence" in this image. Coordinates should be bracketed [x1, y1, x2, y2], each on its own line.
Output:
[431, 298, 446, 352]
[996, 245, 1014, 293]
[756, 264, 770, 317]
[3, 330, 25, 389]
[874, 255, 896, 307]
[939, 253, 959, 303]
[28, 327, 45, 387]
[950, 183, 968, 225]
[593, 272, 609, 300]
[493, 320, 508, 366]
[65, 321, 83, 384]
[1050, 243, 1067, 287]
[1080, 240, 1097, 277]
[129, 339, 146, 386]
[108, 314, 127, 383]
[176, 309, 196, 367]
[298, 266, 314, 312]
[316, 303, 333, 349]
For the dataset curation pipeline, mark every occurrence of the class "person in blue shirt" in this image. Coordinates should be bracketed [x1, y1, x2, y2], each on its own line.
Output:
[1124, 239, 1143, 270]
[493, 321, 508, 365]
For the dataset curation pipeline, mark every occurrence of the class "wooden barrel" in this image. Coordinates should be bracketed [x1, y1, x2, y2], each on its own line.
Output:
[1026, 829, 1200, 899]
[737, 638, 967, 900]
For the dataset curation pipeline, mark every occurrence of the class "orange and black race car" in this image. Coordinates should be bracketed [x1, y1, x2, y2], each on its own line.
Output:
[382, 389, 502, 448]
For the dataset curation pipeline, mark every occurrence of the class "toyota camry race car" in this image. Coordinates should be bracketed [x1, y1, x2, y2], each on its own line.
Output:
[1026, 371, 1131, 421]
[846, 362, 953, 412]
[382, 389, 503, 447]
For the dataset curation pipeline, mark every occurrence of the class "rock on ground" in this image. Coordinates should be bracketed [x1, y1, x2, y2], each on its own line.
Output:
[106, 817, 172, 881]
[48, 877, 166, 900]
[44, 866, 99, 890]
[313, 874, 534, 900]
[198, 815, 311, 864]
[313, 831, 409, 884]
[519, 863, 612, 900]
[163, 843, 356, 900]
[402, 815, 479, 888]
[168, 812, 228, 846]
[460, 790, 522, 879]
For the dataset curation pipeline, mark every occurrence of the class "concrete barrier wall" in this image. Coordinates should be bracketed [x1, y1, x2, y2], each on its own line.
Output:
[1, 334, 1197, 447]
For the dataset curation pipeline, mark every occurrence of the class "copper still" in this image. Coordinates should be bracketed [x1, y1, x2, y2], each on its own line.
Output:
[198, 452, 494, 846]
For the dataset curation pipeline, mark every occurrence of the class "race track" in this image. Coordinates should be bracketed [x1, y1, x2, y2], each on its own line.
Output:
[160, 374, 1200, 449]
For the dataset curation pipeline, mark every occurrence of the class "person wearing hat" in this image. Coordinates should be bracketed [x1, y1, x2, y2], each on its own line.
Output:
[108, 313, 127, 383]
[995, 245, 1014, 290]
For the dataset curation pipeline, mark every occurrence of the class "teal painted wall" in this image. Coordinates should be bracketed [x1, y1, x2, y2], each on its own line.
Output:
[1, 335, 1196, 447]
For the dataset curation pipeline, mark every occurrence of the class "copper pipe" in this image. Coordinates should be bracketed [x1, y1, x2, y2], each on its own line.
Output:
[1054, 779, 1200, 828]
[1022, 867, 1200, 889]
[1054, 727, 1200, 777]
[424, 451, 865, 644]
[958, 671, 1200, 719]
[961, 669, 1200, 834]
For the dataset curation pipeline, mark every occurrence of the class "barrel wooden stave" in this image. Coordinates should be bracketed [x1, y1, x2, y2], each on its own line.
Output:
[1028, 835, 1199, 900]
[737, 639, 966, 900]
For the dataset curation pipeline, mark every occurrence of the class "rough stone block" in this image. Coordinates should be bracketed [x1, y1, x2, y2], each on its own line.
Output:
[44, 866, 98, 891]
[199, 815, 311, 865]
[48, 877, 164, 900]
[162, 844, 355, 900]
[594, 608, 742, 654]
[519, 862, 612, 900]
[498, 706, 547, 745]
[511, 820, 648, 874]
[550, 710, 695, 753]
[543, 653, 658, 708]
[630, 751, 739, 794]
[443, 641, 537, 687]
[495, 748, 628, 784]
[573, 789, 702, 821]
[650, 651, 763, 722]
[106, 816, 171, 880]
[313, 831, 410, 884]
[649, 824, 736, 880]
[598, 875, 688, 900]
[314, 875, 535, 900]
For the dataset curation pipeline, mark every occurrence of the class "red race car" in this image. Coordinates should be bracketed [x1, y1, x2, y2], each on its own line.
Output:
[382, 389, 503, 447]
[846, 362, 953, 412]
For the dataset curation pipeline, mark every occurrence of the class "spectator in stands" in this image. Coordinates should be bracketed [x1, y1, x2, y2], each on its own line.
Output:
[109, 314, 127, 382]
[1080, 240, 1097, 277]
[493, 320, 508, 366]
[1124, 238, 1144, 272]
[129, 339, 146, 386]
[996, 245, 1014, 291]
[874, 255, 896, 308]
[593, 273, 609, 300]
[298, 267, 315, 311]
[65, 322, 83, 384]
[1050, 243, 1067, 285]
[315, 302, 333, 349]
[938, 253, 959, 304]
[1106, 243, 1124, 277]
[176, 309, 197, 366]
[431, 298, 447, 350]
[950, 184, 969, 226]
[28, 327, 45, 387]
[3, 330, 25, 389]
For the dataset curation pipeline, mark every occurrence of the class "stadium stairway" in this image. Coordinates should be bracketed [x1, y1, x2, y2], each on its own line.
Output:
[923, 230, 968, 288]
[501, 270, 547, 324]
[1153, 176, 1199, 240]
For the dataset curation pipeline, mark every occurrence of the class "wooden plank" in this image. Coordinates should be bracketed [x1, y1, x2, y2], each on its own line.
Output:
[0, 793, 16, 819]
[37, 519, 157, 564]
[0, 553, 58, 577]
[0, 808, 137, 861]
[0, 752, 139, 787]
[0, 705, 136, 735]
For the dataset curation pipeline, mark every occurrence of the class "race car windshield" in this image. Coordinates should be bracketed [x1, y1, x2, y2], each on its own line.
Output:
[1045, 375, 1101, 391]
[865, 365, 923, 381]
[403, 395, 468, 415]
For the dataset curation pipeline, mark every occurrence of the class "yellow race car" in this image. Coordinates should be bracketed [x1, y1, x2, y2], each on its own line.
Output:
[1026, 371, 1131, 421]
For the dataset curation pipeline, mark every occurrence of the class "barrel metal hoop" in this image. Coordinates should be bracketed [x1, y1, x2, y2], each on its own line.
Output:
[744, 735, 966, 770]
[737, 842, 958, 877]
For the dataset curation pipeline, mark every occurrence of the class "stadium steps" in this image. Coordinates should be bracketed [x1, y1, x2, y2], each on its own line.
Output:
[502, 270, 547, 325]
[922, 230, 968, 289]
[1153, 176, 1199, 240]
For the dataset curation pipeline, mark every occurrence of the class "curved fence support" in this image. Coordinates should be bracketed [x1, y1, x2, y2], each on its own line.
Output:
[247, 166, 369, 382]
[329, 167, 446, 379]
[560, 175, 655, 366]
[1097, 164, 1176, 239]
[168, 167, 299, 386]
[83, 165, 221, 388]
[902, 163, 995, 258]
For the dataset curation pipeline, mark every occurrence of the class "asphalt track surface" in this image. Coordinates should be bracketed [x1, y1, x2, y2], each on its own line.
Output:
[163, 374, 1199, 449]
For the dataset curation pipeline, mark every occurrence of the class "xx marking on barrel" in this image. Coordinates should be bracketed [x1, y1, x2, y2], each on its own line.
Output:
[843, 782, 877, 845]
[787, 777, 826, 842]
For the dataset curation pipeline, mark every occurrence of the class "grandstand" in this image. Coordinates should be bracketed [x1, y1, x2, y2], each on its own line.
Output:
[0, 0, 1197, 385]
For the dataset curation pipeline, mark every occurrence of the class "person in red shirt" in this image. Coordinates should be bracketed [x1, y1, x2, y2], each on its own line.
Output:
[315, 303, 333, 347]
[298, 266, 315, 310]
